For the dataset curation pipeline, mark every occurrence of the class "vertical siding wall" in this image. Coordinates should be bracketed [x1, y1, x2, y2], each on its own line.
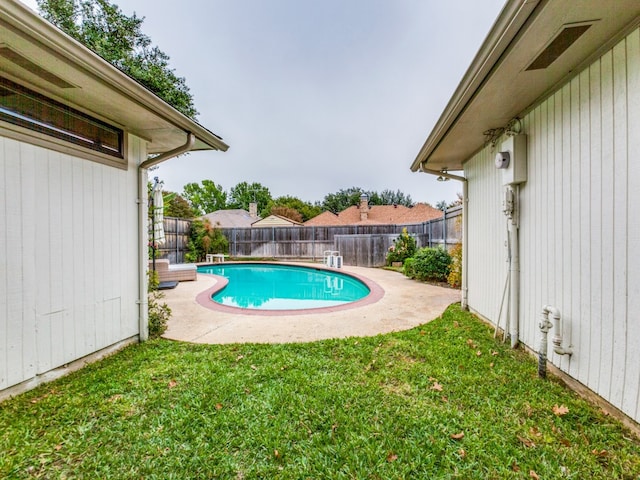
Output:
[0, 135, 142, 391]
[465, 149, 510, 327]
[465, 28, 640, 423]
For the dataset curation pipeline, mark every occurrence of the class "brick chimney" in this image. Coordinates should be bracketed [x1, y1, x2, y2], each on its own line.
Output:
[359, 193, 369, 221]
[249, 202, 258, 218]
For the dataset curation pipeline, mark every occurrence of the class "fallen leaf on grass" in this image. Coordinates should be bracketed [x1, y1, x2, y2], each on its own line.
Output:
[386, 453, 398, 462]
[167, 380, 178, 389]
[215, 403, 223, 410]
[511, 462, 520, 472]
[274, 449, 281, 459]
[529, 427, 542, 438]
[431, 382, 443, 392]
[559, 437, 572, 447]
[458, 448, 466, 458]
[529, 470, 539, 479]
[54, 444, 63, 451]
[476, 350, 482, 356]
[491, 351, 499, 356]
[591, 449, 608, 457]
[236, 354, 244, 362]
[466, 339, 477, 348]
[450, 432, 464, 440]
[250, 365, 257, 371]
[552, 404, 569, 416]
[517, 436, 536, 448]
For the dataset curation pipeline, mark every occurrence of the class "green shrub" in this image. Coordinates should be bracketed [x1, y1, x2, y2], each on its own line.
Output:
[406, 247, 452, 282]
[185, 218, 228, 262]
[148, 270, 170, 338]
[386, 228, 417, 265]
[403, 257, 416, 278]
[447, 243, 463, 288]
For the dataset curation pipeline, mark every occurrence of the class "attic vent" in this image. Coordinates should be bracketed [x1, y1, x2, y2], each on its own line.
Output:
[0, 46, 75, 88]
[526, 24, 592, 71]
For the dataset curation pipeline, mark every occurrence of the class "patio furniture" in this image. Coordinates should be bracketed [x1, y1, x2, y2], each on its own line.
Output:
[150, 259, 197, 283]
[206, 253, 226, 263]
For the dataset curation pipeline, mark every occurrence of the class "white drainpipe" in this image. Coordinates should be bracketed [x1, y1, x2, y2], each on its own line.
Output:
[502, 185, 520, 348]
[137, 133, 196, 341]
[538, 305, 573, 378]
[419, 166, 468, 309]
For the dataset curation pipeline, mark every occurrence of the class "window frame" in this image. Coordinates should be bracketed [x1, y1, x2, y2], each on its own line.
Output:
[0, 76, 127, 168]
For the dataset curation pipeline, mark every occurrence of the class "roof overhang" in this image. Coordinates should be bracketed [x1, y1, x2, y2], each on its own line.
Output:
[411, 0, 640, 172]
[0, 0, 229, 156]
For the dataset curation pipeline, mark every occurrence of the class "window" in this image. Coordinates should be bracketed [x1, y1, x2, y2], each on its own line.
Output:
[0, 76, 123, 159]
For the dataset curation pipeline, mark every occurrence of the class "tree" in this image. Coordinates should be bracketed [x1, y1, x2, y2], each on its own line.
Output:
[321, 187, 414, 212]
[379, 189, 414, 207]
[436, 200, 448, 211]
[163, 192, 196, 218]
[321, 187, 365, 213]
[36, 0, 198, 118]
[228, 182, 272, 212]
[270, 206, 303, 223]
[262, 195, 322, 222]
[182, 180, 227, 215]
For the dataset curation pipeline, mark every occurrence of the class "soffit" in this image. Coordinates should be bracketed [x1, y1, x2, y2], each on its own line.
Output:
[413, 0, 640, 172]
[0, 1, 228, 155]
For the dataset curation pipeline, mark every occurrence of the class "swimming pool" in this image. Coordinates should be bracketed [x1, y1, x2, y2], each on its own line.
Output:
[197, 263, 370, 311]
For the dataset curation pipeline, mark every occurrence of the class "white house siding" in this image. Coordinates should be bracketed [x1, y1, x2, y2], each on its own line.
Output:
[465, 148, 510, 327]
[464, 28, 640, 423]
[0, 134, 144, 391]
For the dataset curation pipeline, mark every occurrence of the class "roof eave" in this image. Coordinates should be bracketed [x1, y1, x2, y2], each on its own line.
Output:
[3, 1, 229, 155]
[410, 0, 539, 172]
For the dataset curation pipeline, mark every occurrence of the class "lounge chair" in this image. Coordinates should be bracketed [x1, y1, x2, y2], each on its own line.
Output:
[149, 259, 197, 283]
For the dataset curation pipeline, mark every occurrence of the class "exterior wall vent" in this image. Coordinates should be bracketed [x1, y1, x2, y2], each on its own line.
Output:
[526, 23, 593, 71]
[0, 45, 75, 88]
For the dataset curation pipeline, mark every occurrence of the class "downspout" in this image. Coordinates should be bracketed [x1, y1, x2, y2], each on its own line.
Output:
[137, 133, 196, 341]
[419, 166, 468, 310]
[502, 184, 520, 348]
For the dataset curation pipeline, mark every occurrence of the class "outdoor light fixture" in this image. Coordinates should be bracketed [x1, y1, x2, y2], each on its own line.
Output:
[437, 169, 450, 182]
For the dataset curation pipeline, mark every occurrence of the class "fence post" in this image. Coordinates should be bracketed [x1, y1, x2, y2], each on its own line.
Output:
[443, 208, 448, 250]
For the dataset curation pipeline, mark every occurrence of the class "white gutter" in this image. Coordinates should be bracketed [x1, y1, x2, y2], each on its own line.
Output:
[137, 133, 196, 341]
[419, 166, 469, 310]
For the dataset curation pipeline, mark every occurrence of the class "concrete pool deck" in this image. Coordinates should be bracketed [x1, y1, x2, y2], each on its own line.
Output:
[161, 263, 461, 344]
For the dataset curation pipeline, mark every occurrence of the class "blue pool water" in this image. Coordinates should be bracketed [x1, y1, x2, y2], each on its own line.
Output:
[197, 263, 370, 310]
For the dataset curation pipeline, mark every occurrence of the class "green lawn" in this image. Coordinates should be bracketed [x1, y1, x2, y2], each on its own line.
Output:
[1, 305, 638, 479]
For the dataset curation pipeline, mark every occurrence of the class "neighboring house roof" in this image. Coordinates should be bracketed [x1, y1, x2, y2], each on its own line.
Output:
[202, 209, 258, 228]
[411, 0, 640, 173]
[303, 202, 442, 227]
[1, 1, 229, 157]
[303, 211, 347, 227]
[252, 214, 302, 227]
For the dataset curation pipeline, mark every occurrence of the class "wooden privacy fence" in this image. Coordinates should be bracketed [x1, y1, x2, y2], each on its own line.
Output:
[223, 206, 462, 267]
[155, 216, 191, 264]
[157, 206, 462, 267]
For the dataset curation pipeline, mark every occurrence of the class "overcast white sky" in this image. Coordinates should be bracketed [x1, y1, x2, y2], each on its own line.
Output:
[21, 0, 505, 206]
